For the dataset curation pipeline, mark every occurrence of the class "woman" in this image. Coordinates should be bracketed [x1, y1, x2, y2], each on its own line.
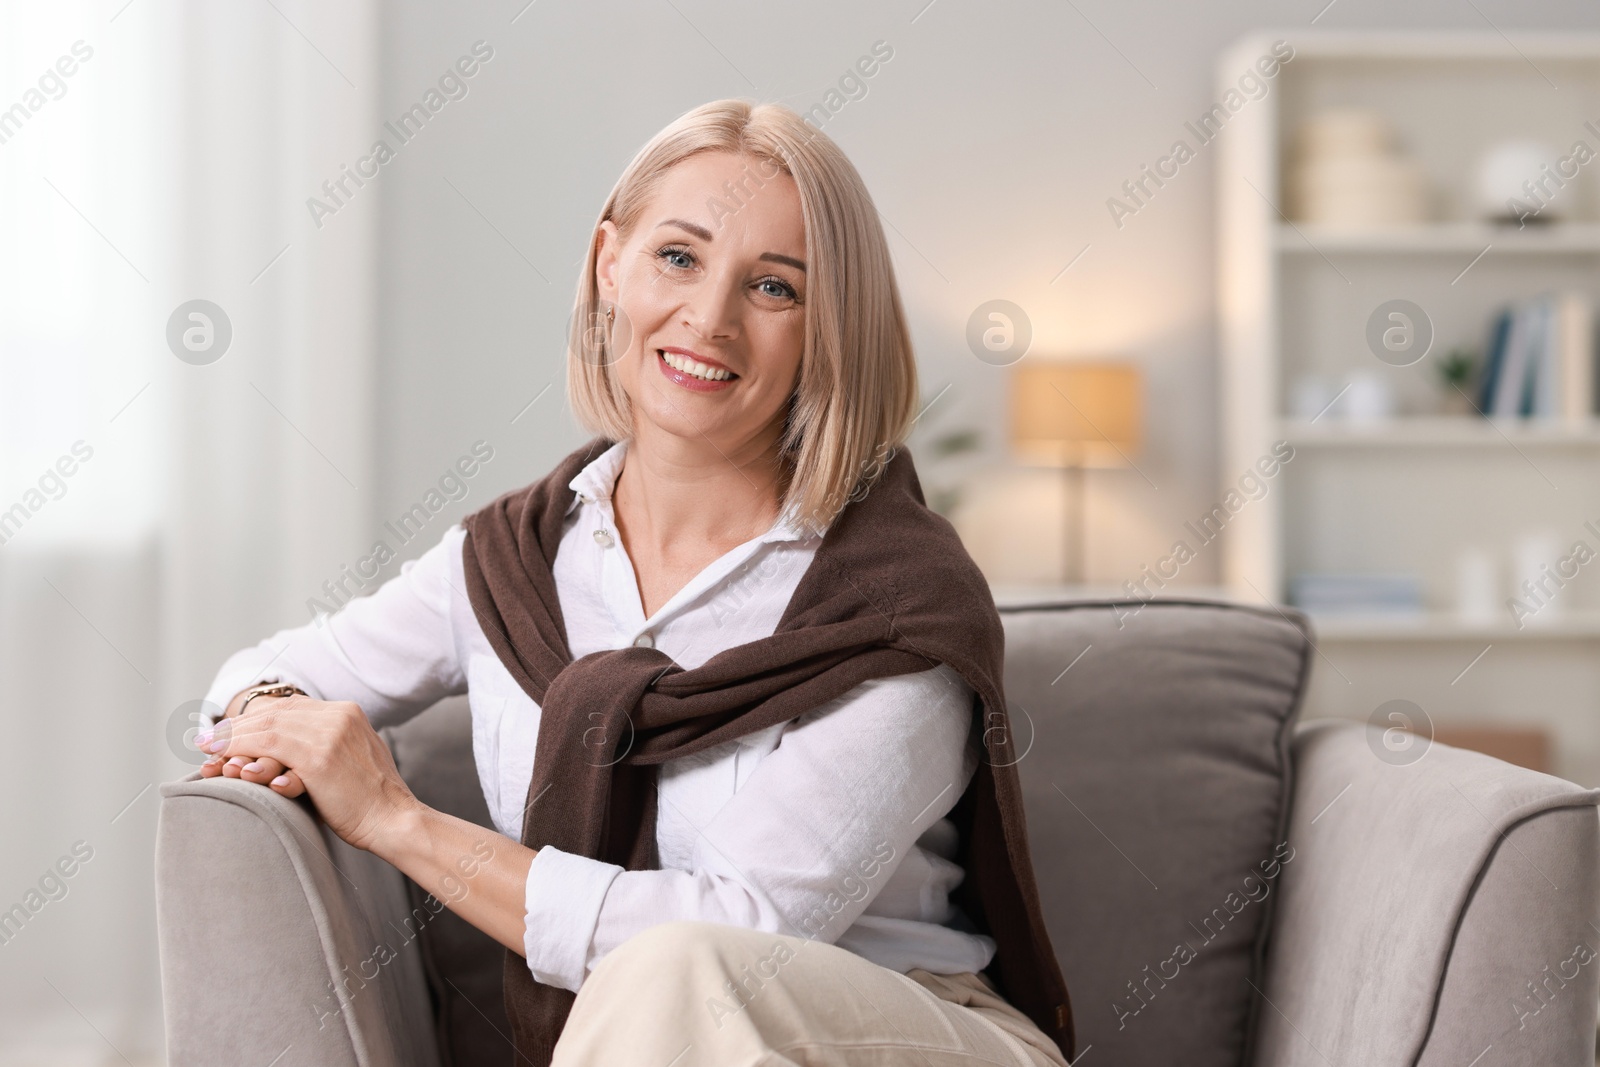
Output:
[196, 99, 1072, 1066]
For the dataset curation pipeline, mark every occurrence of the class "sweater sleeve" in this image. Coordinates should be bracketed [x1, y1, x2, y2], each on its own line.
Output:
[520, 662, 981, 991]
[200, 524, 468, 729]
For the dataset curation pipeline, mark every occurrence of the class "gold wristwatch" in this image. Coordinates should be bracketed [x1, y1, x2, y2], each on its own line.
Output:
[236, 682, 307, 717]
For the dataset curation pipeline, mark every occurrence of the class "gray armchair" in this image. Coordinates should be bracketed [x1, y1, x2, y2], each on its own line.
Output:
[157, 600, 1600, 1066]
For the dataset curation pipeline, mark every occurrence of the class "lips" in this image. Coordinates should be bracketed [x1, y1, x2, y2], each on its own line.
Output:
[655, 347, 738, 392]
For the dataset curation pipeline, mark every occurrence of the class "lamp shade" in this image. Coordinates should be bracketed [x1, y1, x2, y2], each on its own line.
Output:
[1010, 361, 1143, 467]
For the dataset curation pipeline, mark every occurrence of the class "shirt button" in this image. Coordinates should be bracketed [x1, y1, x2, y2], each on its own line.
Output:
[593, 529, 614, 547]
[633, 632, 654, 648]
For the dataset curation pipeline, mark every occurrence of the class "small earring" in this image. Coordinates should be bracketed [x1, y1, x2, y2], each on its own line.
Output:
[605, 304, 615, 323]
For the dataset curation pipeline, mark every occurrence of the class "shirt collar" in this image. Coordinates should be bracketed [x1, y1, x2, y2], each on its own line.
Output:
[565, 439, 818, 544]
[565, 440, 629, 515]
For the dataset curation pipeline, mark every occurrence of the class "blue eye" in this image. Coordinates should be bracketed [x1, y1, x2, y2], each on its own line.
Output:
[757, 277, 798, 301]
[657, 246, 694, 269]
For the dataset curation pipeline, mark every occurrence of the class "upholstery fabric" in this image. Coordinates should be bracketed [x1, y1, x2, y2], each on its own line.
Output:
[156, 776, 440, 1067]
[1257, 718, 1600, 1067]
[1416, 804, 1600, 1067]
[998, 599, 1311, 1067]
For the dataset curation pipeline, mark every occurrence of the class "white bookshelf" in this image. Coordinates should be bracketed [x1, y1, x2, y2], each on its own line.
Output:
[1216, 31, 1600, 784]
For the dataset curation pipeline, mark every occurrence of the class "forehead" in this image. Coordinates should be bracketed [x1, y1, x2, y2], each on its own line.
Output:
[644, 151, 804, 247]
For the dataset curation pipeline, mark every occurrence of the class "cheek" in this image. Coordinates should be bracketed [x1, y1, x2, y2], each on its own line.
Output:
[754, 316, 805, 390]
[611, 284, 676, 388]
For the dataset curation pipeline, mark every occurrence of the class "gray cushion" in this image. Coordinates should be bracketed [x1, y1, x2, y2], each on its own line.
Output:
[999, 599, 1310, 1067]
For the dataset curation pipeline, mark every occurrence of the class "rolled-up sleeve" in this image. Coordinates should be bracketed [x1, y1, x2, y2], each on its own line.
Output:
[522, 847, 623, 987]
[519, 663, 978, 992]
[201, 524, 468, 728]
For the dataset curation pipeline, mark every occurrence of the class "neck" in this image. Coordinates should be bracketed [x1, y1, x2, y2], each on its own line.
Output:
[613, 422, 789, 558]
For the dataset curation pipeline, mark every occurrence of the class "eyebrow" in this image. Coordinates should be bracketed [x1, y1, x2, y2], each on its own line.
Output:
[656, 218, 806, 273]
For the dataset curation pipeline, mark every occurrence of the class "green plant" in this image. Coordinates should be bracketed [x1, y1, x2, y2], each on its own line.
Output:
[1437, 347, 1476, 390]
[912, 392, 982, 517]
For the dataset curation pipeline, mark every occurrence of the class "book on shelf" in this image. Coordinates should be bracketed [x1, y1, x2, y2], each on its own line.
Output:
[1289, 573, 1423, 617]
[1476, 292, 1594, 421]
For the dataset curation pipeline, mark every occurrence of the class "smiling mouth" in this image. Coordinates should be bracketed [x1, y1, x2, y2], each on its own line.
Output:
[658, 349, 737, 382]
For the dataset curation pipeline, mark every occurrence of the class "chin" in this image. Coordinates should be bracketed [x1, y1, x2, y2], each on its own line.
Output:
[637, 398, 733, 443]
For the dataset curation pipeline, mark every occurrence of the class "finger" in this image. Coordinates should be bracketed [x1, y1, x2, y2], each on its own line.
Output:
[269, 769, 307, 798]
[199, 757, 225, 777]
[201, 715, 307, 767]
[239, 756, 286, 784]
[221, 756, 249, 778]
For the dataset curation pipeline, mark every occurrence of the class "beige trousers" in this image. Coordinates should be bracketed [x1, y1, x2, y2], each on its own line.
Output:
[550, 920, 1071, 1067]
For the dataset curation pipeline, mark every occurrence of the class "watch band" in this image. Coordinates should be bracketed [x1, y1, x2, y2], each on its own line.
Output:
[236, 682, 306, 717]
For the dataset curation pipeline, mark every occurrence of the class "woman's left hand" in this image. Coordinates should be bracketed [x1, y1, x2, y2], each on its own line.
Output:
[194, 696, 419, 854]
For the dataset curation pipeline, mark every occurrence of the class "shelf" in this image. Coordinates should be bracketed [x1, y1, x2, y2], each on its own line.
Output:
[1274, 223, 1600, 255]
[1279, 417, 1600, 448]
[1310, 610, 1600, 641]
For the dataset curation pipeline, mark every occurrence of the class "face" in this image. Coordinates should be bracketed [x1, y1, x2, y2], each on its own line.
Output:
[595, 150, 808, 461]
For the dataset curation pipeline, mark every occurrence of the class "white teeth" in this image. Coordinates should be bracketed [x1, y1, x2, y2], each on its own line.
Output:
[660, 351, 731, 381]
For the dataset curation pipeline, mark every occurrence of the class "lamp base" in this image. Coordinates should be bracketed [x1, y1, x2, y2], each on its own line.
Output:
[1063, 465, 1086, 585]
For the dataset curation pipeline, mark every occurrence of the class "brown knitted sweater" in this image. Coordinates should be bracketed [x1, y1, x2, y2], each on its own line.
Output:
[460, 439, 1073, 1064]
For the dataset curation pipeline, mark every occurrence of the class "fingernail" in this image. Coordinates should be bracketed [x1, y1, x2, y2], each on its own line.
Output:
[227, 756, 248, 767]
[204, 738, 227, 754]
[243, 761, 263, 773]
[193, 727, 213, 748]
[271, 776, 289, 788]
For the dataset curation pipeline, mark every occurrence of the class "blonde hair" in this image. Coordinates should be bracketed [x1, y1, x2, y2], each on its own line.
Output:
[566, 99, 918, 534]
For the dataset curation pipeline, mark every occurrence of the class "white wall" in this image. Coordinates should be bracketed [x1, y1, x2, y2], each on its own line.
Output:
[371, 0, 1600, 580]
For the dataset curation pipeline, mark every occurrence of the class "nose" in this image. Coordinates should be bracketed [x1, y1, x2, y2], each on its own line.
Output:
[680, 275, 741, 343]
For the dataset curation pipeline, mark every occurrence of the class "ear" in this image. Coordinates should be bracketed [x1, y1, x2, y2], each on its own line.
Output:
[594, 220, 621, 300]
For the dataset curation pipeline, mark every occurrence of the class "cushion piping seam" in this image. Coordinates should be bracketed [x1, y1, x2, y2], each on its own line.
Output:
[1409, 795, 1600, 1066]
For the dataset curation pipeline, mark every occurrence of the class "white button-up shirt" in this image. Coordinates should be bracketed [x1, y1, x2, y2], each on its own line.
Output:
[205, 441, 995, 991]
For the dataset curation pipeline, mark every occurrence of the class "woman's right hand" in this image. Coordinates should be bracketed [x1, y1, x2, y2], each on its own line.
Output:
[198, 689, 307, 796]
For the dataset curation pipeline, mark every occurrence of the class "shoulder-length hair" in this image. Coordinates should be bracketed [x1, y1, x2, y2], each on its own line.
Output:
[567, 99, 917, 534]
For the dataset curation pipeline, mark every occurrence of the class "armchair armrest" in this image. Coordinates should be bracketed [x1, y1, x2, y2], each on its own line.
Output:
[156, 774, 442, 1067]
[1253, 719, 1600, 1067]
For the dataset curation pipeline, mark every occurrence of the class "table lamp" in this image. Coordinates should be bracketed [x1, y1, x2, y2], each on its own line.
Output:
[1010, 360, 1143, 584]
